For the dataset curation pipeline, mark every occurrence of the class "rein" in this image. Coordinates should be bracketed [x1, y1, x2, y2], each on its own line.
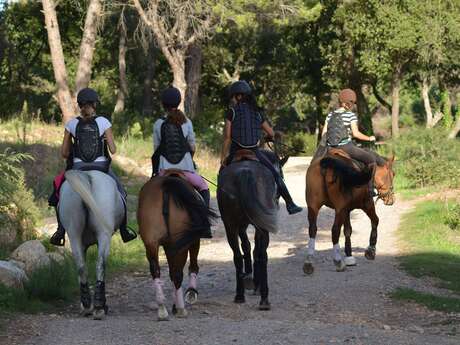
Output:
[374, 184, 394, 204]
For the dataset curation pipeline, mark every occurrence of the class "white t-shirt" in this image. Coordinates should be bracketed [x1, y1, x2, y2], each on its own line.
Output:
[65, 116, 112, 163]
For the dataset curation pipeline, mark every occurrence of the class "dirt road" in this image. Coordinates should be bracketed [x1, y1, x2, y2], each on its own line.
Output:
[3, 157, 459, 345]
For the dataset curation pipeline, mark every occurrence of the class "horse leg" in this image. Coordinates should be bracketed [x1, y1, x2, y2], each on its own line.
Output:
[167, 249, 188, 318]
[362, 202, 379, 260]
[185, 240, 200, 305]
[226, 230, 245, 303]
[146, 244, 168, 321]
[93, 232, 111, 320]
[332, 210, 346, 272]
[303, 206, 319, 275]
[239, 227, 254, 290]
[254, 228, 270, 310]
[68, 235, 92, 316]
[343, 212, 356, 266]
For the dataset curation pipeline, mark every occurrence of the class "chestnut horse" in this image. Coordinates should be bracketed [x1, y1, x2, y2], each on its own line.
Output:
[303, 148, 395, 274]
[138, 175, 216, 320]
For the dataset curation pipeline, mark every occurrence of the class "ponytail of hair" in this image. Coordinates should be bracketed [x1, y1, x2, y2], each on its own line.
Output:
[166, 108, 187, 126]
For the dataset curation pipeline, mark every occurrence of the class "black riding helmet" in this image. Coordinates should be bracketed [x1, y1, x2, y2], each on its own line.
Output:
[229, 80, 252, 96]
[161, 87, 181, 108]
[77, 88, 99, 106]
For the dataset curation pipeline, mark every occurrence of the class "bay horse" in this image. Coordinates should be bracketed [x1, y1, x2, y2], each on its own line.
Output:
[217, 151, 279, 310]
[137, 174, 216, 320]
[303, 148, 395, 274]
[59, 170, 124, 319]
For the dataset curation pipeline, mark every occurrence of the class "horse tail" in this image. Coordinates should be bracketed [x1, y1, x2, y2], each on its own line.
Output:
[64, 170, 113, 234]
[319, 157, 372, 189]
[162, 177, 218, 251]
[237, 169, 278, 233]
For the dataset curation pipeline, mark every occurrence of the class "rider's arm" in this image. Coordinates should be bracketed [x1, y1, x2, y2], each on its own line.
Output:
[221, 119, 232, 165]
[261, 121, 275, 140]
[61, 130, 72, 159]
[104, 128, 117, 154]
[351, 123, 375, 142]
[187, 120, 196, 155]
[321, 121, 328, 136]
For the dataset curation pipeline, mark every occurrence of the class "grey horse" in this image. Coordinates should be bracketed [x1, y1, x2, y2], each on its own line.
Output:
[59, 169, 124, 319]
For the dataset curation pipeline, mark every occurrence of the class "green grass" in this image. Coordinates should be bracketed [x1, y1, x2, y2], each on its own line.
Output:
[391, 288, 460, 313]
[393, 199, 460, 311]
[394, 174, 439, 200]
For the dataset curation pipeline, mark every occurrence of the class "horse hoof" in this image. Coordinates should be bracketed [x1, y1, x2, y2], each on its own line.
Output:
[344, 256, 357, 266]
[334, 259, 346, 272]
[303, 261, 314, 275]
[158, 304, 169, 321]
[234, 295, 245, 303]
[259, 299, 271, 311]
[175, 307, 188, 318]
[185, 288, 198, 305]
[365, 248, 376, 260]
[80, 304, 93, 317]
[93, 308, 106, 320]
[243, 275, 255, 290]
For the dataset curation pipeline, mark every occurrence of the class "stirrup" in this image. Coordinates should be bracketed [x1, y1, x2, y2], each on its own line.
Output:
[50, 230, 65, 246]
[120, 226, 137, 243]
[286, 204, 303, 215]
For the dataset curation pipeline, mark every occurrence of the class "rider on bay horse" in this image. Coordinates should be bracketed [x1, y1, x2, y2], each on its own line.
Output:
[220, 80, 302, 215]
[315, 88, 386, 195]
[151, 86, 212, 238]
[49, 88, 137, 246]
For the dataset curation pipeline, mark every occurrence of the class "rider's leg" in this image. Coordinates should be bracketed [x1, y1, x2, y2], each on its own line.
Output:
[255, 150, 302, 215]
[50, 205, 66, 246]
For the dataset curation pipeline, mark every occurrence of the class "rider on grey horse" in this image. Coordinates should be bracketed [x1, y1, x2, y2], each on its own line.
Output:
[220, 80, 302, 215]
[49, 88, 136, 246]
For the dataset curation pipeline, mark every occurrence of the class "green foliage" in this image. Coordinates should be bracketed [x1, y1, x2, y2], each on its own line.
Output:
[391, 288, 460, 313]
[398, 199, 460, 294]
[388, 128, 460, 188]
[444, 202, 460, 231]
[284, 132, 316, 156]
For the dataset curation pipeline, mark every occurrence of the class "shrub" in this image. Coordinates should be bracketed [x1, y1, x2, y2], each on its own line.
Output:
[284, 132, 317, 156]
[386, 128, 460, 188]
[444, 202, 460, 231]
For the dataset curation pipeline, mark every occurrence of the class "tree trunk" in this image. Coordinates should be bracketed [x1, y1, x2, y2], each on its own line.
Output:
[141, 46, 156, 117]
[113, 15, 128, 118]
[448, 115, 460, 139]
[185, 43, 202, 119]
[355, 85, 372, 134]
[74, 0, 103, 94]
[171, 56, 187, 112]
[422, 77, 434, 128]
[42, 0, 75, 124]
[391, 68, 401, 138]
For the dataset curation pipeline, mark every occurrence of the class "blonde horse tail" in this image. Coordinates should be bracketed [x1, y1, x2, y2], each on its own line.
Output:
[64, 170, 113, 234]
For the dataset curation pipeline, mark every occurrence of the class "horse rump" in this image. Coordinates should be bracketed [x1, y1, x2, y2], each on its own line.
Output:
[162, 177, 217, 251]
[320, 156, 372, 190]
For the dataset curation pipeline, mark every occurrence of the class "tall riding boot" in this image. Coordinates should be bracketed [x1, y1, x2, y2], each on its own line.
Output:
[50, 207, 66, 246]
[119, 211, 137, 243]
[198, 189, 212, 239]
[276, 176, 303, 215]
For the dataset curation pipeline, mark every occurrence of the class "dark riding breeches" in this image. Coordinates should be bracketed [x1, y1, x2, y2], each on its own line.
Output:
[337, 143, 385, 166]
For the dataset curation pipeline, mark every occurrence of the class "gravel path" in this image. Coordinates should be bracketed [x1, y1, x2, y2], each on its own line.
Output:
[2, 157, 459, 345]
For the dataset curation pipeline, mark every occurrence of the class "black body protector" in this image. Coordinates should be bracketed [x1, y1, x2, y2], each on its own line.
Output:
[326, 111, 349, 147]
[72, 116, 107, 163]
[159, 118, 191, 164]
[230, 103, 263, 148]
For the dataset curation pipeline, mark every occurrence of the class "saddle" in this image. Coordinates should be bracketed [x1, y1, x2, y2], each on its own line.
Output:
[160, 168, 188, 181]
[326, 148, 367, 172]
[231, 149, 259, 164]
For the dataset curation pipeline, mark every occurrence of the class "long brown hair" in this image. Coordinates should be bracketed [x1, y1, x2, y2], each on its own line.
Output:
[166, 108, 187, 126]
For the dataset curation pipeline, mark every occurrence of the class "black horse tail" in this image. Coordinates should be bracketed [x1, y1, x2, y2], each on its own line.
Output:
[162, 177, 218, 251]
[320, 157, 373, 190]
[237, 169, 278, 233]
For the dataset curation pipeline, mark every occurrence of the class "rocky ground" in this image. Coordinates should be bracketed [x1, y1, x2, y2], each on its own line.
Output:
[2, 157, 459, 345]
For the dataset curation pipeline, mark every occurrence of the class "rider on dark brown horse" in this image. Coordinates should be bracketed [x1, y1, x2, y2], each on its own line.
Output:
[151, 87, 212, 238]
[220, 80, 302, 215]
[315, 88, 386, 194]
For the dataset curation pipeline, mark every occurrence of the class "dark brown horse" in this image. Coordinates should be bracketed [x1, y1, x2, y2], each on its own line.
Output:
[217, 152, 279, 310]
[304, 148, 395, 274]
[137, 175, 216, 320]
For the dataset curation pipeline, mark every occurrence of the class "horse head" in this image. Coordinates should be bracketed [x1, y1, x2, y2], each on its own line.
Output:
[374, 155, 395, 205]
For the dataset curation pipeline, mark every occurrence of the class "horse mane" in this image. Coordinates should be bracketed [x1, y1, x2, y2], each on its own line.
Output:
[161, 177, 218, 251]
[319, 155, 373, 194]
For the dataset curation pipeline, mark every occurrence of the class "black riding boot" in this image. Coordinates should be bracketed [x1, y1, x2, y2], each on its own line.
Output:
[50, 207, 66, 246]
[119, 212, 137, 243]
[276, 176, 303, 215]
[198, 189, 213, 239]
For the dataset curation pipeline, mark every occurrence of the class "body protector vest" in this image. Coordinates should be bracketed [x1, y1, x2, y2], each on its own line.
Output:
[326, 111, 349, 146]
[159, 119, 191, 164]
[72, 116, 107, 163]
[230, 103, 263, 148]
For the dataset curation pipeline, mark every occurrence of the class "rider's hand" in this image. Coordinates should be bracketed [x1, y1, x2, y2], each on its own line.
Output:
[369, 136, 376, 142]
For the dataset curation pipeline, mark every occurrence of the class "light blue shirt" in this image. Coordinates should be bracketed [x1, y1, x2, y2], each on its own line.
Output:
[153, 116, 196, 172]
